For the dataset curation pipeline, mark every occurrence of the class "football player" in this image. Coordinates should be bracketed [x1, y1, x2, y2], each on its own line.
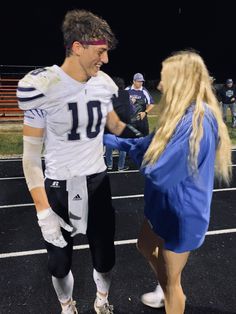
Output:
[17, 9, 141, 314]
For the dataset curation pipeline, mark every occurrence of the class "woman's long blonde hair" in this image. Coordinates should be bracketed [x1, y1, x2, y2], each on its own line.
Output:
[143, 50, 232, 184]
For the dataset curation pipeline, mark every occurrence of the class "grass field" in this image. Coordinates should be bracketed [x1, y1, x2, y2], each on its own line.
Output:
[0, 124, 23, 156]
[0, 91, 236, 156]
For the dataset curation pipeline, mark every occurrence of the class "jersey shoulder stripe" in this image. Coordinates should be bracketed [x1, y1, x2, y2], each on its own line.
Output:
[18, 65, 61, 94]
[18, 86, 36, 92]
[28, 109, 46, 118]
[17, 93, 45, 103]
[24, 109, 46, 128]
[143, 88, 154, 103]
[17, 79, 46, 110]
[17, 85, 45, 103]
[17, 65, 60, 110]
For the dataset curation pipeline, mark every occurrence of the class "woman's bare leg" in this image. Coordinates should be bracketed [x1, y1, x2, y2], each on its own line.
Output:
[137, 219, 189, 314]
[156, 246, 189, 314]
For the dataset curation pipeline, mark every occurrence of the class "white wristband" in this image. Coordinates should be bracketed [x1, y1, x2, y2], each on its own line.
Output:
[37, 208, 51, 220]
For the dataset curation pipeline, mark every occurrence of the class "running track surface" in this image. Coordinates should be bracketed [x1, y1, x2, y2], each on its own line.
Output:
[0, 153, 236, 314]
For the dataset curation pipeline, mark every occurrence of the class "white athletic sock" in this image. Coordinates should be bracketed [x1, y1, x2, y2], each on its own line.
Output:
[52, 271, 74, 304]
[93, 269, 112, 300]
[95, 292, 108, 307]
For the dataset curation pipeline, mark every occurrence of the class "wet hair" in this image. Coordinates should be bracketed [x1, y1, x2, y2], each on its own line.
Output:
[62, 9, 117, 56]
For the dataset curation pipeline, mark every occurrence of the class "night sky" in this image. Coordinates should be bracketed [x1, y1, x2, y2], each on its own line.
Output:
[1, 1, 235, 84]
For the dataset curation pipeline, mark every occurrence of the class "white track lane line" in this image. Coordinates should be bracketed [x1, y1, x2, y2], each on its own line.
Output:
[1, 229, 236, 259]
[0, 187, 236, 209]
[2, 165, 236, 180]
[0, 170, 140, 180]
[0, 148, 235, 162]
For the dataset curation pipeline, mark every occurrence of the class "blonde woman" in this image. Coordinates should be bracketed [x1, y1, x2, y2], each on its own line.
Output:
[104, 50, 232, 314]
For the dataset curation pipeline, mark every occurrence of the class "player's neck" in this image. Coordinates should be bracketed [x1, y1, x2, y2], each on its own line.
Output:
[61, 58, 89, 83]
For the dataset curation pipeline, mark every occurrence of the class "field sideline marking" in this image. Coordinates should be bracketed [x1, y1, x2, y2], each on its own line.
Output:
[1, 228, 236, 259]
[0, 170, 140, 180]
[0, 187, 236, 209]
[0, 148, 235, 163]
[1, 165, 236, 181]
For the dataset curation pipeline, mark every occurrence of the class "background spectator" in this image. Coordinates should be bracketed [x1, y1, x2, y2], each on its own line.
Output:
[218, 78, 236, 127]
[125, 73, 155, 135]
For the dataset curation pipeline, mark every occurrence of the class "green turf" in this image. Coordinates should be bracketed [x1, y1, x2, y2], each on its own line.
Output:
[0, 133, 23, 156]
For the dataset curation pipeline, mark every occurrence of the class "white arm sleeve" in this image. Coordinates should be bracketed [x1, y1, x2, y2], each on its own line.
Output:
[23, 136, 44, 191]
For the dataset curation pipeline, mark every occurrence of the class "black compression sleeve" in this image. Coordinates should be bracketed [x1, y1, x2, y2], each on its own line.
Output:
[119, 124, 143, 138]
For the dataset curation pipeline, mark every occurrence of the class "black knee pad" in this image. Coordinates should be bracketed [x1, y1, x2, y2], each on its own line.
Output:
[45, 240, 73, 279]
[48, 261, 71, 278]
[91, 242, 115, 273]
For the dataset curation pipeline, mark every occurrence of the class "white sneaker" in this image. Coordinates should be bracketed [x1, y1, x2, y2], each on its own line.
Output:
[61, 299, 78, 314]
[141, 285, 165, 308]
[94, 297, 114, 314]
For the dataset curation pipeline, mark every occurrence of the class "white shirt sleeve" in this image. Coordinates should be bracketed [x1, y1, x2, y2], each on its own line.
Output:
[23, 109, 46, 128]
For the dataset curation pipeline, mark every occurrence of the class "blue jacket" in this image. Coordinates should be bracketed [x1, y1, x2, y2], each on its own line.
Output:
[104, 105, 218, 253]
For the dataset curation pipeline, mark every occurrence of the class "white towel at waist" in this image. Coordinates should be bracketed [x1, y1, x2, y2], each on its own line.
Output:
[66, 176, 88, 236]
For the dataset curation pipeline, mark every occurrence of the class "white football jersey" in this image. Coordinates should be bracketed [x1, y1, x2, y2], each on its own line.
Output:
[17, 65, 118, 179]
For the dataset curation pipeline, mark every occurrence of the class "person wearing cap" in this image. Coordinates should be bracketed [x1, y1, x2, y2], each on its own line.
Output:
[125, 73, 155, 135]
[218, 78, 236, 127]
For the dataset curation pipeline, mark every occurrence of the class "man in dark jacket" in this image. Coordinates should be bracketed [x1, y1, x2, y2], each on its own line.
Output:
[125, 73, 155, 135]
[105, 77, 132, 171]
[218, 78, 236, 127]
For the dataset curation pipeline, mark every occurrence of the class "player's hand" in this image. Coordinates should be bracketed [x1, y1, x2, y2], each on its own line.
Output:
[37, 208, 73, 248]
[120, 124, 143, 138]
[138, 112, 146, 120]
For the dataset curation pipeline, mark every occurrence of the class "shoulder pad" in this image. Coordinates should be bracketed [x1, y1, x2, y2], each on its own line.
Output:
[95, 71, 118, 96]
[19, 66, 61, 93]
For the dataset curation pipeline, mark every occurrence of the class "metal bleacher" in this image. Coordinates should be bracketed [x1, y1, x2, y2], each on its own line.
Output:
[0, 65, 41, 122]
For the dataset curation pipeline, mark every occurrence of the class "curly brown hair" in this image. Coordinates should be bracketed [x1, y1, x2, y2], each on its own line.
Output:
[62, 9, 117, 56]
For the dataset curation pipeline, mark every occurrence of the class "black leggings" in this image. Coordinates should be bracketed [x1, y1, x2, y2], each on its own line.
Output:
[44, 172, 115, 278]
